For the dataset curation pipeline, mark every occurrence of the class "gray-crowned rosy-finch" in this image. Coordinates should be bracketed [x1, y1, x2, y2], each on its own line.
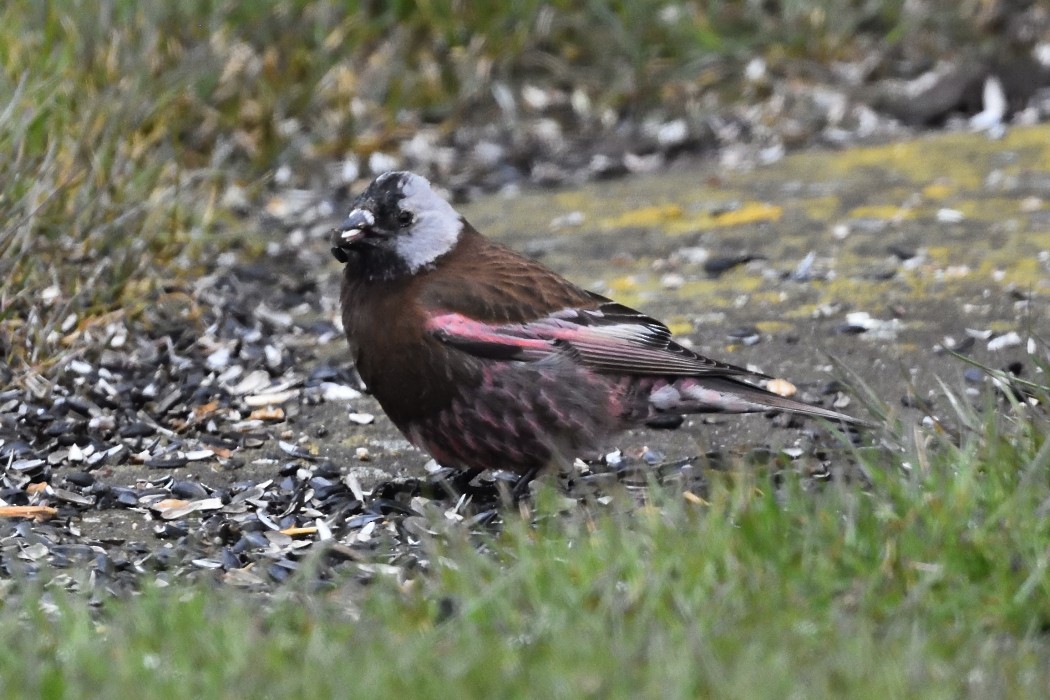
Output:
[331, 171, 863, 477]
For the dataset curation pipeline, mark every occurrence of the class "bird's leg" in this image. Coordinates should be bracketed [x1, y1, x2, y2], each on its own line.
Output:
[436, 467, 484, 500]
[509, 465, 543, 502]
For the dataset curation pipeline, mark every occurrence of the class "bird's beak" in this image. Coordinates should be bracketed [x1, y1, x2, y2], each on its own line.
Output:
[336, 208, 376, 245]
[331, 208, 376, 263]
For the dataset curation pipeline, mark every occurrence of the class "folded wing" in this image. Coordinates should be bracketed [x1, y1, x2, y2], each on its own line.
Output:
[425, 300, 765, 379]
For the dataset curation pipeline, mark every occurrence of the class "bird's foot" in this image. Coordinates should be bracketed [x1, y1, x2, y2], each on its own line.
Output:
[432, 467, 485, 500]
[507, 465, 542, 503]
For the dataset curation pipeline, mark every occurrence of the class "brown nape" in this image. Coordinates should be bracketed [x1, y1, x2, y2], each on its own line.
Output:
[416, 223, 601, 323]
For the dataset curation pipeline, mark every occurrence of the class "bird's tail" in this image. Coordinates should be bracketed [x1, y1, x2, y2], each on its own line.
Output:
[657, 375, 870, 427]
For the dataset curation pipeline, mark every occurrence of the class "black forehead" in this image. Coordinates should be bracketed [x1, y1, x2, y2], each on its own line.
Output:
[353, 172, 410, 214]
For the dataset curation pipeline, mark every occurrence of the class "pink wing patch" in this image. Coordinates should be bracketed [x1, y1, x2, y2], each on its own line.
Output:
[426, 313, 553, 361]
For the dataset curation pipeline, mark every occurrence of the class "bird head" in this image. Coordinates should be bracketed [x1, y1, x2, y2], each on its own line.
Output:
[331, 171, 463, 280]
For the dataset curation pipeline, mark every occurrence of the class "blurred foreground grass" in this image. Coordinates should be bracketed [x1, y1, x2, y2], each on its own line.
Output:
[0, 0, 997, 378]
[3, 391, 1050, 698]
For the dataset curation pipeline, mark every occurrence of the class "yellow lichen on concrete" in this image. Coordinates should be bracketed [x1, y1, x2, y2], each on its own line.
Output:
[1023, 231, 1050, 248]
[797, 195, 842, 221]
[608, 275, 642, 292]
[712, 202, 783, 227]
[754, 320, 794, 334]
[731, 291, 789, 311]
[790, 136, 983, 190]
[600, 204, 684, 230]
[846, 205, 916, 221]
[677, 272, 766, 298]
[781, 303, 822, 320]
[941, 198, 1026, 221]
[808, 275, 908, 307]
[664, 318, 694, 336]
[922, 183, 954, 200]
[997, 126, 1050, 172]
[976, 256, 1047, 288]
[599, 200, 782, 235]
[923, 246, 955, 263]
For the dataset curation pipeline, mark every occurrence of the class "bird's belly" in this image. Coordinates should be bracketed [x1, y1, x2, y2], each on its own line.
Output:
[396, 360, 625, 473]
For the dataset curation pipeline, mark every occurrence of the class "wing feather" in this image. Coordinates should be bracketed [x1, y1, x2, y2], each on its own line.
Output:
[426, 301, 763, 379]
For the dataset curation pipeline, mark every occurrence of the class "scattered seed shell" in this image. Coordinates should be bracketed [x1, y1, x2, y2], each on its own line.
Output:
[766, 378, 797, 397]
[249, 406, 286, 421]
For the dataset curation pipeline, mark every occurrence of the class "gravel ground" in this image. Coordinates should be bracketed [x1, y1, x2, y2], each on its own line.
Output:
[3, 53, 1050, 594]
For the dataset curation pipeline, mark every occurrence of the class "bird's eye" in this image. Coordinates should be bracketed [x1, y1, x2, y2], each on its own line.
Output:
[397, 211, 414, 227]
